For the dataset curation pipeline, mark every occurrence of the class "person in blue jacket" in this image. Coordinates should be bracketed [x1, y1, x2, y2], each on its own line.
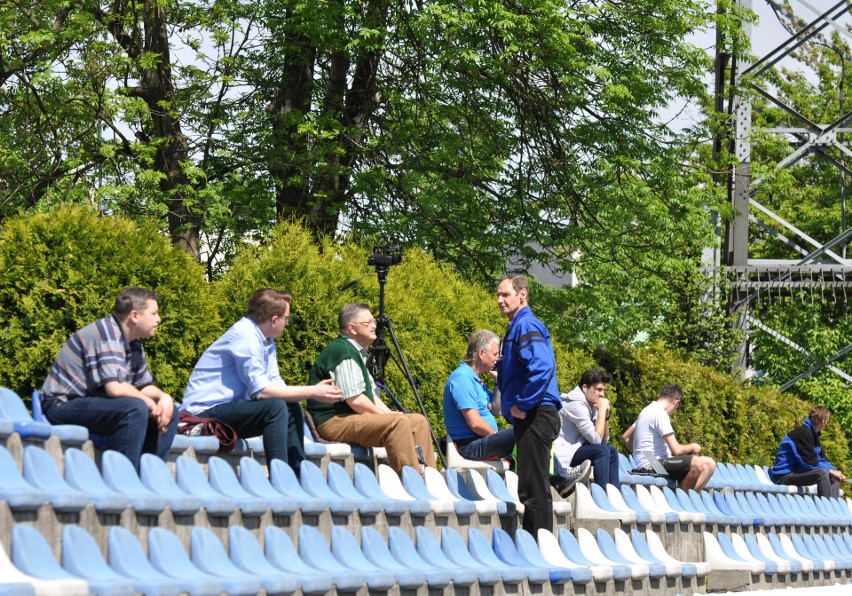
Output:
[769, 406, 846, 498]
[496, 274, 562, 534]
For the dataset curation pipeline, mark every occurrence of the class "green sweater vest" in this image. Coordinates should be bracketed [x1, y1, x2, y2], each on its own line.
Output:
[308, 337, 375, 427]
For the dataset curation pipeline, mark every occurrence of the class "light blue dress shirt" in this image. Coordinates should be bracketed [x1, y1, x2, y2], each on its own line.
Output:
[180, 317, 285, 415]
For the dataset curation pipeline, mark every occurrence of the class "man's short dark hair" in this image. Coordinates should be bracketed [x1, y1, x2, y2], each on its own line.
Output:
[578, 368, 612, 388]
[659, 383, 684, 403]
[113, 287, 158, 320]
[809, 406, 830, 427]
[246, 289, 292, 323]
[499, 274, 529, 295]
[339, 303, 371, 333]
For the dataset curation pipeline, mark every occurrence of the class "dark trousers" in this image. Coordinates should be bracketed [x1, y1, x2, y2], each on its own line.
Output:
[514, 405, 559, 534]
[44, 395, 178, 471]
[201, 399, 305, 475]
[571, 443, 621, 489]
[773, 467, 840, 498]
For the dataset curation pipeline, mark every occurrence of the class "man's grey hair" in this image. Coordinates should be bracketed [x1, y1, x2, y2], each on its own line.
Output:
[464, 329, 499, 362]
[339, 303, 371, 333]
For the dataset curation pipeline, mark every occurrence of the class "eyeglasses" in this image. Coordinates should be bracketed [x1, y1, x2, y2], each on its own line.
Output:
[351, 319, 376, 327]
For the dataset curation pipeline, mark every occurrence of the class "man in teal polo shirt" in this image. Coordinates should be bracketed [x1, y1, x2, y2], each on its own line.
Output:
[308, 303, 436, 474]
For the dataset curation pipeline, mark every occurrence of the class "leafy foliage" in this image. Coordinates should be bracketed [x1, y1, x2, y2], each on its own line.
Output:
[0, 207, 223, 399]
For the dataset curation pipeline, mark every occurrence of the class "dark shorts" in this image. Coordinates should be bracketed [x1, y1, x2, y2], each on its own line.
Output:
[661, 455, 693, 481]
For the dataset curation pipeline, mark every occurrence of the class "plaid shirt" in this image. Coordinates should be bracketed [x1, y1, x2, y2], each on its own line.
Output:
[41, 315, 153, 402]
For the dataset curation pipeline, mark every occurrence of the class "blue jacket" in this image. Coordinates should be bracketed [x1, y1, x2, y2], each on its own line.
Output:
[770, 417, 836, 478]
[497, 306, 561, 423]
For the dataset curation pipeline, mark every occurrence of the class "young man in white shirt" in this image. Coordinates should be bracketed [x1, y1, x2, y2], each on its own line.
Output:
[622, 384, 716, 491]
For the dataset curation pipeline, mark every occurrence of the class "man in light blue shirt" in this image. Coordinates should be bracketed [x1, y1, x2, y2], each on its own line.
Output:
[442, 328, 591, 497]
[443, 330, 514, 460]
[181, 289, 341, 474]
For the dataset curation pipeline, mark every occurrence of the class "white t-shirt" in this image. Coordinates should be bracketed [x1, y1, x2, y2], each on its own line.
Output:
[632, 401, 674, 470]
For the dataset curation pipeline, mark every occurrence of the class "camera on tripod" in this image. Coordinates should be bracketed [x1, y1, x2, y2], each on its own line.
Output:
[367, 244, 403, 268]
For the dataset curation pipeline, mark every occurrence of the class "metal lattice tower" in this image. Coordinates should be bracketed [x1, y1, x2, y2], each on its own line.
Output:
[719, 0, 852, 388]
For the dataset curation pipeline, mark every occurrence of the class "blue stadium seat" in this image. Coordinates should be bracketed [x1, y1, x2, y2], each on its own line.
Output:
[11, 526, 90, 591]
[225, 526, 299, 595]
[63, 448, 128, 514]
[0, 444, 45, 510]
[237, 456, 300, 512]
[174, 454, 239, 516]
[577, 527, 648, 581]
[325, 461, 383, 515]
[0, 532, 86, 596]
[330, 526, 417, 589]
[557, 528, 621, 582]
[595, 528, 661, 579]
[107, 527, 217, 596]
[206, 456, 276, 515]
[0, 387, 52, 441]
[411, 526, 479, 587]
[742, 533, 796, 574]
[628, 528, 696, 578]
[100, 450, 171, 514]
[147, 528, 235, 593]
[490, 528, 554, 584]
[0, 583, 35, 596]
[513, 528, 591, 584]
[263, 526, 338, 594]
[22, 446, 88, 512]
[466, 527, 539, 584]
[445, 468, 503, 515]
[298, 525, 393, 590]
[268, 459, 331, 516]
[359, 527, 435, 588]
[484, 469, 523, 515]
[299, 460, 359, 515]
[424, 468, 481, 516]
[138, 453, 203, 514]
[402, 465, 473, 516]
[60, 526, 138, 595]
[29, 390, 91, 445]
[439, 527, 502, 585]
[352, 462, 430, 516]
[188, 527, 266, 595]
[386, 527, 459, 587]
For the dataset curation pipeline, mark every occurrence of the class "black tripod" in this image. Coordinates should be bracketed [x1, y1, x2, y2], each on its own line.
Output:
[342, 253, 447, 469]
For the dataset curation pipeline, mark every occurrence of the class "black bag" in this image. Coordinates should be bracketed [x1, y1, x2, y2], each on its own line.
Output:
[178, 411, 238, 453]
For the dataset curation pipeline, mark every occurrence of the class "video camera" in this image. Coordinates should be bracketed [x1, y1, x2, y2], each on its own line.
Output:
[368, 244, 403, 268]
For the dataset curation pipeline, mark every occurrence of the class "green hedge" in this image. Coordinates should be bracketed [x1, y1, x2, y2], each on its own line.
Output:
[0, 207, 223, 399]
[0, 210, 846, 472]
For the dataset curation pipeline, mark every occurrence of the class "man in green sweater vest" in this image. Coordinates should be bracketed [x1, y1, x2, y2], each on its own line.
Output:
[308, 303, 437, 474]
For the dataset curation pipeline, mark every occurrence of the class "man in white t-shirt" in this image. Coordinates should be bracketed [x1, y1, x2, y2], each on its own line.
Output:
[622, 384, 716, 491]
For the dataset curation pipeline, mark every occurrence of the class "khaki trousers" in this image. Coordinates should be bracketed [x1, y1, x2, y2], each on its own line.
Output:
[317, 413, 436, 474]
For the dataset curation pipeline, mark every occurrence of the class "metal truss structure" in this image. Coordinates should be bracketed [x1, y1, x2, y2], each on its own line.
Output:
[720, 0, 852, 387]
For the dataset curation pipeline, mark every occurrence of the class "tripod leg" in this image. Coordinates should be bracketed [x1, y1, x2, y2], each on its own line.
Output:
[382, 321, 448, 469]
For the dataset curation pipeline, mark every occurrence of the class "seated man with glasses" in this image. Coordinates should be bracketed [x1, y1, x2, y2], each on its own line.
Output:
[307, 303, 437, 474]
[181, 289, 342, 475]
[621, 383, 716, 491]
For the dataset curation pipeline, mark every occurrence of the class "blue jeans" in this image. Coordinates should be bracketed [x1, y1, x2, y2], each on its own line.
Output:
[44, 395, 178, 471]
[571, 443, 620, 489]
[200, 399, 304, 475]
[455, 428, 515, 460]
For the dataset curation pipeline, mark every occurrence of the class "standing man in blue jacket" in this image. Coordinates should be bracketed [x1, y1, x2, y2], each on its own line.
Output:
[496, 274, 562, 534]
[769, 406, 846, 497]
